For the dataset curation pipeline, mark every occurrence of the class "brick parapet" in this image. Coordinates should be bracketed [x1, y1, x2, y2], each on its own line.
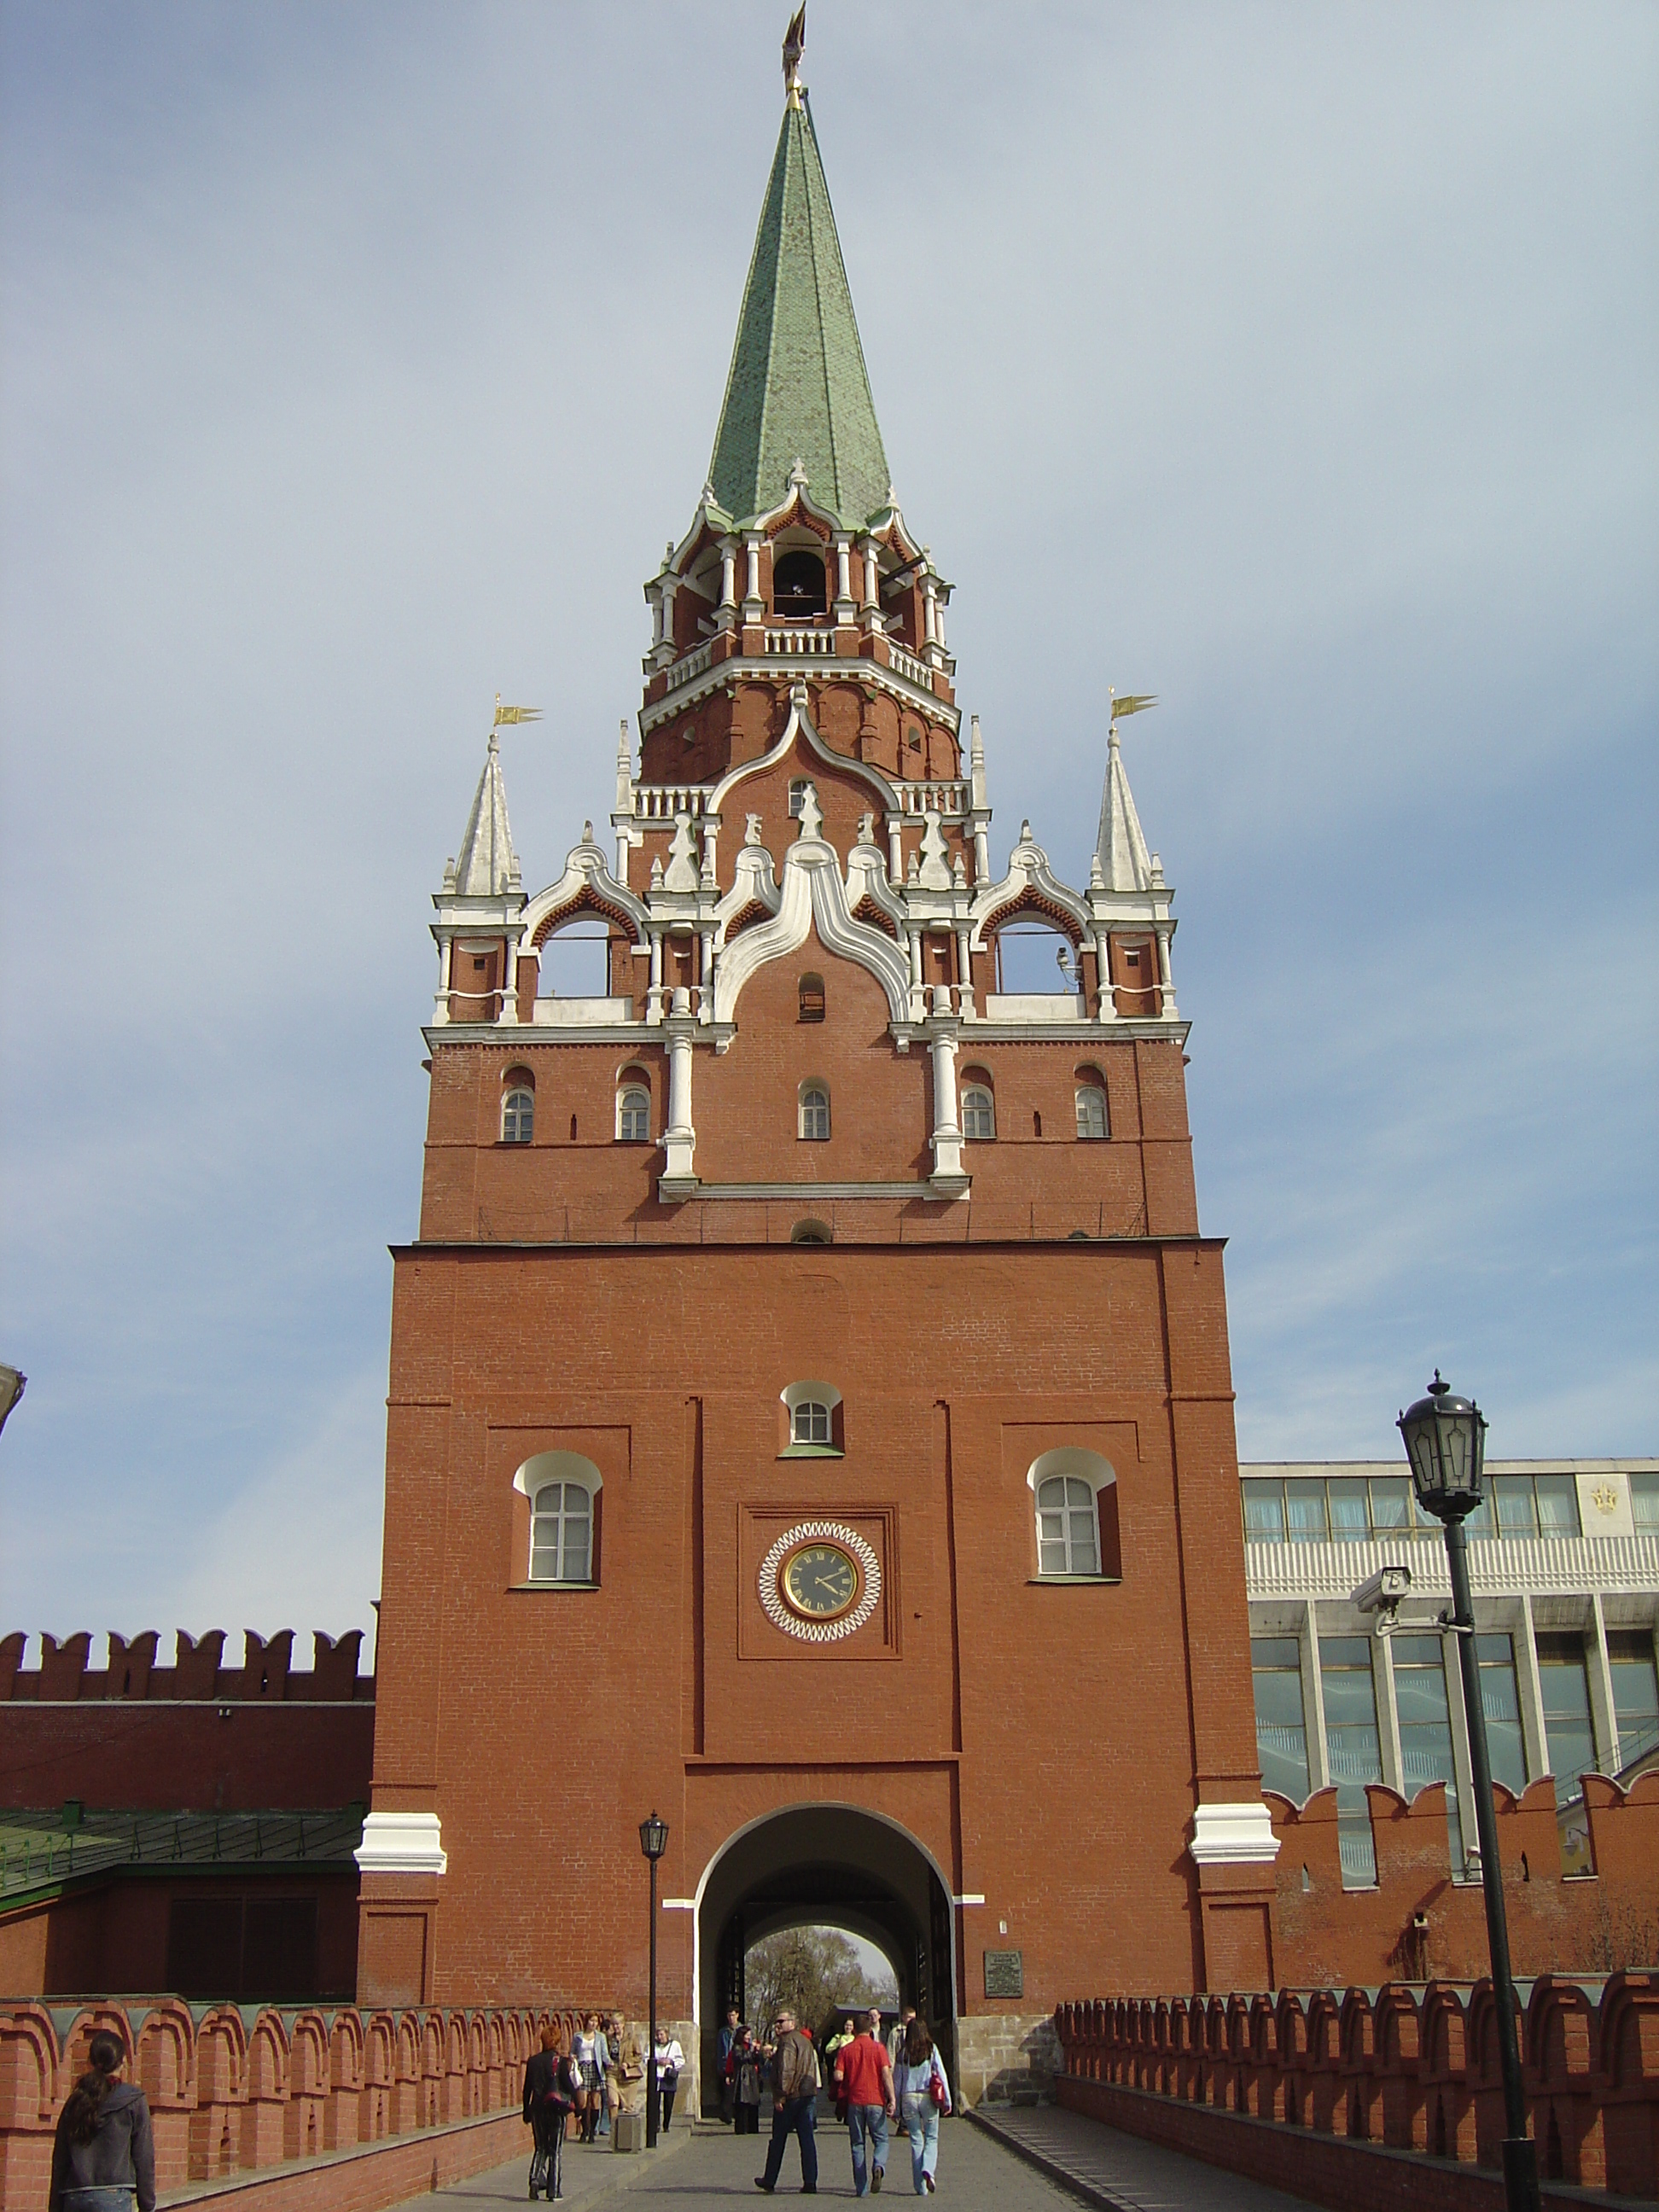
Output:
[1053, 1974, 1659, 2197]
[0, 1629, 372, 1704]
[0, 1996, 585, 2205]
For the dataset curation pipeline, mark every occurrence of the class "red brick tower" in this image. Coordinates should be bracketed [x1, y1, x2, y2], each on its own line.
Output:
[358, 33, 1277, 2103]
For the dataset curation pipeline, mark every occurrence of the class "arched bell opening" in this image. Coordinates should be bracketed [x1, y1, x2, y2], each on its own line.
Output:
[696, 1804, 957, 2112]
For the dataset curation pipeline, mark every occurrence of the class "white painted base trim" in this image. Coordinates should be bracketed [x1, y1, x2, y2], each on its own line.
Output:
[1187, 1802, 1281, 1866]
[354, 1810, 448, 1876]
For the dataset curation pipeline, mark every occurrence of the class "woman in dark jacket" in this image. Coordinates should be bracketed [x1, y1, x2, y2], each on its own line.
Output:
[49, 2029, 156, 2212]
[522, 2023, 577, 2201]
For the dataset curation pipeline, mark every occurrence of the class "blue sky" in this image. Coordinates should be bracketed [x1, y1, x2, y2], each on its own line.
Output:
[2, 2, 1655, 1655]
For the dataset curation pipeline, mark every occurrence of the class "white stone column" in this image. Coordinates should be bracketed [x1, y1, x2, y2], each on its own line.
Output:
[720, 541, 737, 614]
[655, 575, 679, 667]
[701, 819, 719, 890]
[649, 585, 665, 651]
[498, 936, 520, 1025]
[1094, 927, 1117, 1022]
[862, 538, 882, 610]
[662, 992, 697, 1187]
[928, 1014, 963, 1185]
[433, 932, 453, 1025]
[955, 925, 975, 1018]
[888, 815, 905, 883]
[923, 577, 938, 646]
[1155, 925, 1178, 1018]
[836, 538, 853, 605]
[648, 930, 664, 1022]
[698, 928, 715, 1020]
[744, 538, 763, 617]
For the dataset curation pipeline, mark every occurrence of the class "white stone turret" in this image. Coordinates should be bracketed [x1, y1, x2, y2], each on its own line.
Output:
[452, 731, 521, 898]
[1094, 726, 1154, 894]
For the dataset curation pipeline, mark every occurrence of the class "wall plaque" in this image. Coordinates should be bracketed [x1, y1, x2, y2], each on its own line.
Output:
[983, 1948, 1023, 2000]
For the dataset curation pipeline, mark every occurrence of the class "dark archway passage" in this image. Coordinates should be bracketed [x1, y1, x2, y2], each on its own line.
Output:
[698, 1805, 957, 2110]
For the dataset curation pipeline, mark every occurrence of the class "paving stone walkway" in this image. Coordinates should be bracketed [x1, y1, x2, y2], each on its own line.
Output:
[386, 2104, 1318, 2212]
[969, 2101, 1316, 2212]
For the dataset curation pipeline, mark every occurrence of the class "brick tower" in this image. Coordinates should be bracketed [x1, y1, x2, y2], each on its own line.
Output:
[358, 30, 1278, 2102]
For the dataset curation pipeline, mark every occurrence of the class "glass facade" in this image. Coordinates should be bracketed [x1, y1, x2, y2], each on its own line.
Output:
[1320, 1636, 1382, 1886]
[1536, 1634, 1598, 1805]
[1250, 1637, 1310, 1802]
[1392, 1633, 1465, 1871]
[1633, 1473, 1659, 1536]
[1476, 1633, 1529, 1796]
[1242, 1470, 1587, 1545]
[1609, 1629, 1659, 1769]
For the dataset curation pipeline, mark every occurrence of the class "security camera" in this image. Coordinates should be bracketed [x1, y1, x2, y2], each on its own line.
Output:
[1353, 1563, 1412, 1634]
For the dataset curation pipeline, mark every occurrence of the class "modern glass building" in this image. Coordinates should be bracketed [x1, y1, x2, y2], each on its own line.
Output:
[1242, 1460, 1659, 1885]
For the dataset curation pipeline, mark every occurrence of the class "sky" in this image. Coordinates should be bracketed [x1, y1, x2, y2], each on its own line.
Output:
[2, 1, 1655, 1658]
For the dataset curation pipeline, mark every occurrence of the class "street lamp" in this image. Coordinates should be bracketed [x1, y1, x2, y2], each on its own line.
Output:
[639, 1813, 669, 2148]
[1398, 1374, 1540, 2212]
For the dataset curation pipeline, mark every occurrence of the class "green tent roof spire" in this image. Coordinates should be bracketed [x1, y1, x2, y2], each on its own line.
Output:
[707, 89, 891, 531]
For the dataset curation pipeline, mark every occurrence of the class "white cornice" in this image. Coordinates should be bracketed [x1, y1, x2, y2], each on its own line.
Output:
[640, 652, 958, 739]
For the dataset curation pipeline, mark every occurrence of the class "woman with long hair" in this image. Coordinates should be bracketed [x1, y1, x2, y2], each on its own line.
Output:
[893, 2014, 951, 2195]
[49, 2029, 156, 2212]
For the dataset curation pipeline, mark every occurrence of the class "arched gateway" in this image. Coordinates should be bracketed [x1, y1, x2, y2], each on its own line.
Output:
[354, 22, 1280, 2110]
[696, 1807, 957, 2107]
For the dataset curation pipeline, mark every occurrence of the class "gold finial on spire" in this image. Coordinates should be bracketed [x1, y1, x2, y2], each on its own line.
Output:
[493, 692, 543, 730]
[783, 5, 806, 107]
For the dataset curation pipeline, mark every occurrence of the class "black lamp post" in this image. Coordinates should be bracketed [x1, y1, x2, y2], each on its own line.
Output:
[639, 1812, 669, 2147]
[1398, 1374, 1540, 2212]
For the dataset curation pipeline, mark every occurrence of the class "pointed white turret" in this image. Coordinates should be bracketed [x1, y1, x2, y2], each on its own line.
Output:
[454, 731, 521, 897]
[1094, 727, 1154, 893]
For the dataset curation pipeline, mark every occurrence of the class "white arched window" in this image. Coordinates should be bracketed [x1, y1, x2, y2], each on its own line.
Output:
[1074, 1083, 1108, 1140]
[781, 1379, 844, 1457]
[962, 1084, 996, 1141]
[515, 1452, 602, 1585]
[1036, 1476, 1099, 1574]
[799, 1083, 830, 1141]
[502, 1087, 534, 1144]
[1028, 1447, 1118, 1580]
[617, 1084, 651, 1142]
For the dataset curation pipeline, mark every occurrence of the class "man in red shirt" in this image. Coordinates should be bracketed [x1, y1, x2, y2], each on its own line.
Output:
[832, 2009, 895, 2196]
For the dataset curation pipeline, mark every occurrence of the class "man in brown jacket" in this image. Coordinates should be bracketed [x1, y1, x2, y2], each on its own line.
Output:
[754, 2008, 820, 2193]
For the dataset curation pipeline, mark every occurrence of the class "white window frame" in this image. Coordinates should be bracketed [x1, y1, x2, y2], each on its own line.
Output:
[1027, 1447, 1117, 1580]
[962, 1084, 996, 1142]
[617, 1083, 651, 1142]
[799, 1082, 830, 1141]
[781, 1379, 844, 1458]
[502, 1087, 535, 1144]
[1074, 1084, 1108, 1141]
[514, 1452, 602, 1586]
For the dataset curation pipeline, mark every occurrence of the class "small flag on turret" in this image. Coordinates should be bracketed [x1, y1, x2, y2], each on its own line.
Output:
[493, 694, 543, 728]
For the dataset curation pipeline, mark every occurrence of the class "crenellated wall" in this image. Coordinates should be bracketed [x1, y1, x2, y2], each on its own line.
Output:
[1266, 1773, 1659, 1988]
[0, 1630, 373, 1814]
[1055, 1973, 1659, 2200]
[0, 1996, 585, 2207]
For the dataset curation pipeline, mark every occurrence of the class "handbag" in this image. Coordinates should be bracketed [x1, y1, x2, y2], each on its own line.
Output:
[928, 2058, 950, 2114]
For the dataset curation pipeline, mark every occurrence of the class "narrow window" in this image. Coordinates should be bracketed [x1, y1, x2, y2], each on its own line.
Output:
[530, 1481, 592, 1583]
[1609, 1630, 1659, 1770]
[1476, 1633, 1528, 1795]
[1318, 1636, 1382, 1886]
[1536, 1634, 1598, 1804]
[1035, 1474, 1100, 1575]
[1393, 1633, 1464, 1870]
[617, 1085, 651, 1142]
[962, 1085, 995, 1142]
[1250, 1636, 1310, 1802]
[788, 779, 809, 818]
[502, 1088, 534, 1144]
[798, 972, 825, 1023]
[1074, 1085, 1108, 1140]
[800, 1085, 830, 1141]
[792, 1400, 832, 1447]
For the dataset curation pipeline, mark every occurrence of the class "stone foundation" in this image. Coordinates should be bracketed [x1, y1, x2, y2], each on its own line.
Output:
[952, 2012, 1060, 2108]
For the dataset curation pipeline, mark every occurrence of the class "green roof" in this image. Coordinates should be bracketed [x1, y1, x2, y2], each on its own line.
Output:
[708, 92, 891, 531]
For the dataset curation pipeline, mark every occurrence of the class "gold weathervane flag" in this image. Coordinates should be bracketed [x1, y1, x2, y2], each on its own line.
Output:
[1109, 690, 1158, 723]
[493, 694, 543, 729]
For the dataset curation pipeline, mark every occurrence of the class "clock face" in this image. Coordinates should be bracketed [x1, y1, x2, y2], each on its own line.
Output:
[783, 1541, 860, 1620]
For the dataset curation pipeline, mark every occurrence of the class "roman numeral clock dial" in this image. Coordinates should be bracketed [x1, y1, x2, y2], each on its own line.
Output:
[759, 1522, 882, 1643]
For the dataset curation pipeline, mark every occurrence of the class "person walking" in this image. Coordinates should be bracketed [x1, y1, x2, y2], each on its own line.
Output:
[49, 2028, 156, 2212]
[832, 2008, 894, 2197]
[595, 2016, 615, 2138]
[754, 2007, 820, 2193]
[653, 2027, 685, 2134]
[573, 2013, 603, 2145]
[729, 2026, 764, 2135]
[885, 2010, 916, 2066]
[718, 2007, 743, 2123]
[522, 2025, 577, 2201]
[893, 2016, 951, 2195]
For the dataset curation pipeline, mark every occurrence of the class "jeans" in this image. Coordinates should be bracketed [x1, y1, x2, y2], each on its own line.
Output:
[848, 2103, 889, 2196]
[761, 2093, 818, 2190]
[61, 2194, 136, 2211]
[654, 2072, 678, 2132]
[899, 2093, 939, 2192]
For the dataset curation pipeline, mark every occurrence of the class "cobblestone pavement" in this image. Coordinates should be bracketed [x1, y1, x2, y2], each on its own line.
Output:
[386, 2106, 1316, 2212]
